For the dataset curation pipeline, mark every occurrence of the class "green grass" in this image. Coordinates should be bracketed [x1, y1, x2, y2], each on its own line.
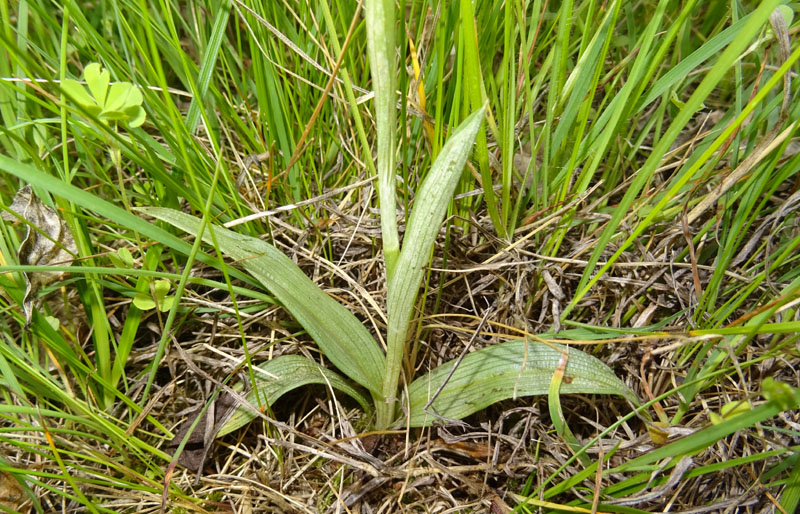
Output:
[0, 0, 799, 512]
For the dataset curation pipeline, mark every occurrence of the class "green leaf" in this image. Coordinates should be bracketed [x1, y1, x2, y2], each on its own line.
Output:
[140, 207, 387, 396]
[781, 455, 800, 514]
[365, 0, 400, 277]
[115, 247, 134, 268]
[126, 106, 146, 128]
[104, 82, 131, 114]
[762, 377, 796, 410]
[158, 295, 175, 313]
[62, 65, 145, 127]
[709, 399, 752, 426]
[776, 5, 794, 26]
[132, 292, 155, 311]
[132, 279, 173, 311]
[124, 85, 143, 109]
[633, 12, 755, 113]
[404, 340, 637, 428]
[153, 279, 170, 301]
[217, 355, 371, 437]
[61, 78, 96, 109]
[83, 62, 109, 107]
[378, 105, 486, 428]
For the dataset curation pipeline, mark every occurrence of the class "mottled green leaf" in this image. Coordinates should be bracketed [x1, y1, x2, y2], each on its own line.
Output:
[218, 355, 371, 437]
[140, 207, 386, 396]
[404, 340, 637, 427]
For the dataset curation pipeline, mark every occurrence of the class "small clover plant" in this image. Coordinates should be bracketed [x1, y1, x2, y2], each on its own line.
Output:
[62, 63, 146, 128]
[133, 280, 176, 313]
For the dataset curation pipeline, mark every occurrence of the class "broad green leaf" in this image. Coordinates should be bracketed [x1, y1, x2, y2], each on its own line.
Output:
[141, 207, 386, 396]
[217, 355, 371, 437]
[110, 247, 134, 268]
[132, 279, 172, 311]
[125, 85, 143, 110]
[378, 105, 486, 428]
[83, 62, 109, 107]
[404, 340, 637, 428]
[158, 295, 176, 312]
[153, 279, 170, 300]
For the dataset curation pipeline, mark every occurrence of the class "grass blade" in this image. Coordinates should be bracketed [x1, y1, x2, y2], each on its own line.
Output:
[611, 389, 798, 473]
[185, 0, 231, 133]
[0, 156, 251, 283]
[565, 0, 785, 319]
[460, 0, 503, 237]
[780, 457, 800, 514]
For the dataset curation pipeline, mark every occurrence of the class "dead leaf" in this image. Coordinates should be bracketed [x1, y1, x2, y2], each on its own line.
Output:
[2, 185, 77, 325]
[166, 392, 237, 474]
[0, 470, 26, 513]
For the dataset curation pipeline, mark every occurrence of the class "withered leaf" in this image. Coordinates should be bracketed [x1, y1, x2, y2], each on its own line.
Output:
[2, 185, 77, 325]
[167, 392, 237, 474]
[0, 470, 25, 512]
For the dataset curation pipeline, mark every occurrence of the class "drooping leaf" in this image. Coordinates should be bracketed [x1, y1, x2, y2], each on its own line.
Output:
[217, 354, 372, 437]
[404, 340, 638, 428]
[2, 185, 77, 325]
[140, 207, 387, 396]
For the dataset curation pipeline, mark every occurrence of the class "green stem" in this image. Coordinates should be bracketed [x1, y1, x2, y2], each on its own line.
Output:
[365, 0, 400, 279]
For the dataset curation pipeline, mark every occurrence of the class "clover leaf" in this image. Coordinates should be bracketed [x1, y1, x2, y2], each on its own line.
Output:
[62, 63, 146, 128]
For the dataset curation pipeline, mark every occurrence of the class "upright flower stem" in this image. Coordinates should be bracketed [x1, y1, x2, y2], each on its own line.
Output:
[366, 0, 401, 428]
[365, 0, 399, 280]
